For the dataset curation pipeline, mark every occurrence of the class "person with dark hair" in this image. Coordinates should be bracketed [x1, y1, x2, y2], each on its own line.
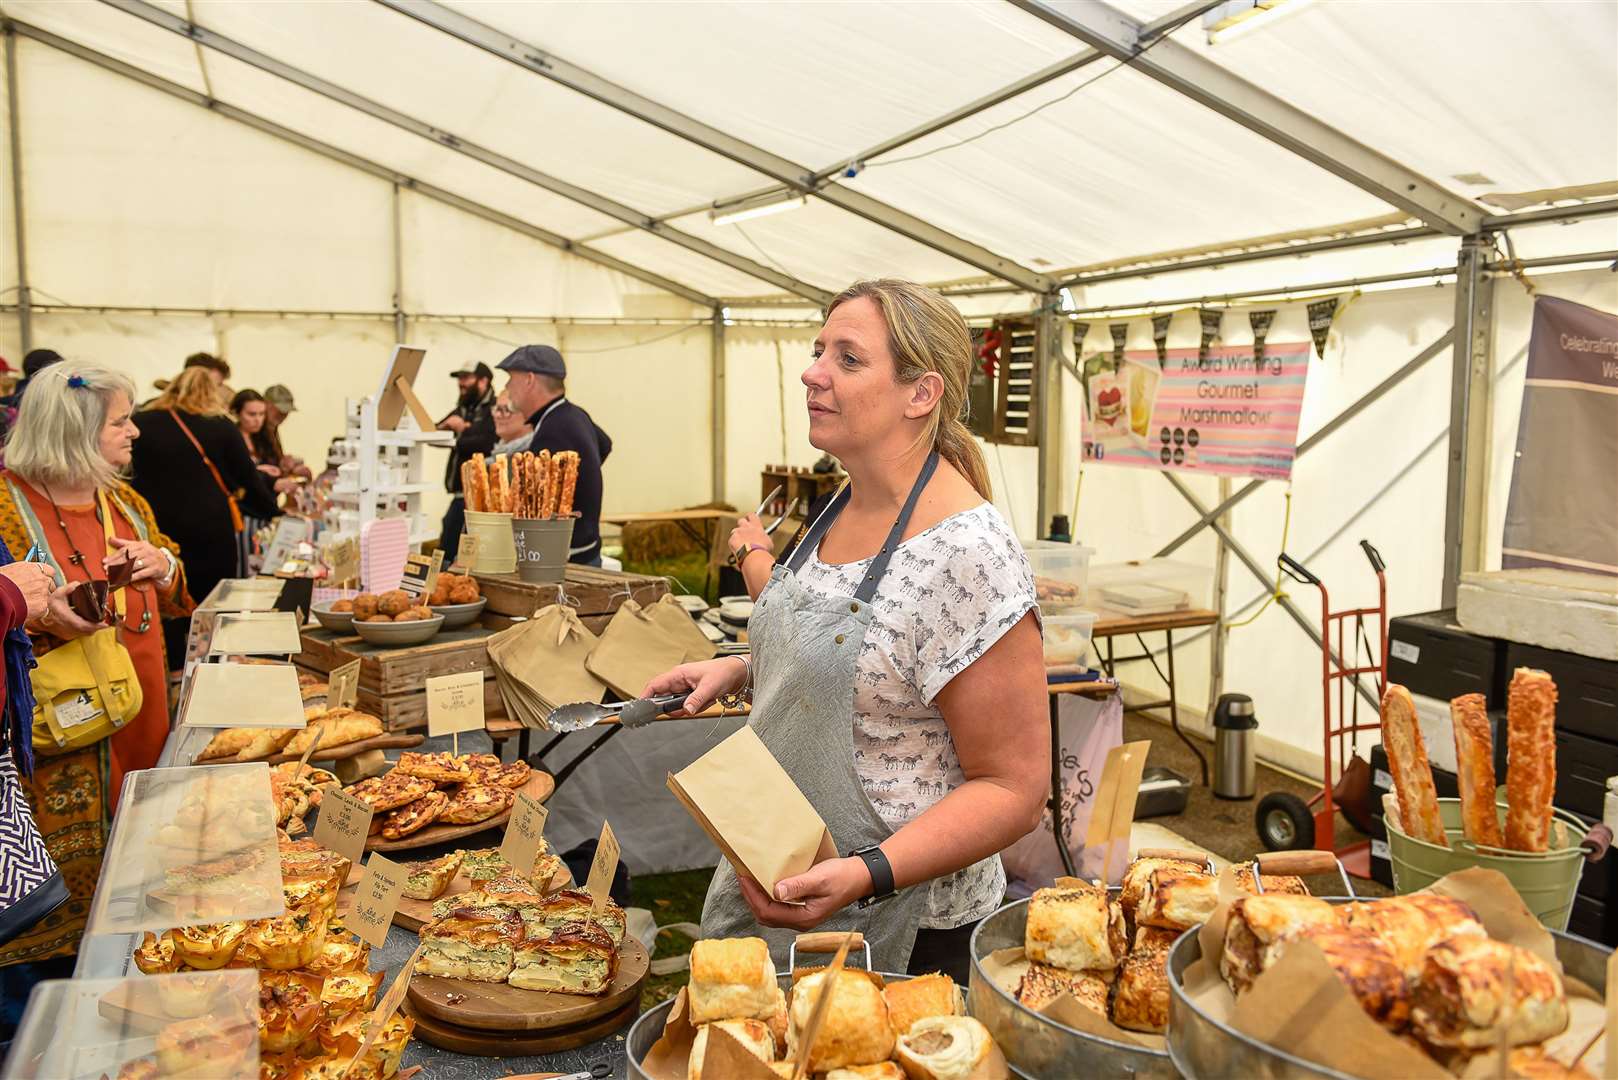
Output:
[497, 346, 611, 566]
[229, 389, 286, 574]
[0, 349, 63, 412]
[435, 363, 497, 562]
[183, 352, 231, 382]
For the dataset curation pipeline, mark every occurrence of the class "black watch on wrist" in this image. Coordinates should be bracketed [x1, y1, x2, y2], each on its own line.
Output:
[849, 844, 895, 908]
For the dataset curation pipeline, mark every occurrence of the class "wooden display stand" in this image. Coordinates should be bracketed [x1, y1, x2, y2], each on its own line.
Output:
[760, 464, 843, 510]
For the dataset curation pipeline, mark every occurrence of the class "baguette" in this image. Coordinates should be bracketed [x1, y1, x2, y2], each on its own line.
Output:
[557, 451, 580, 517]
[489, 454, 510, 514]
[1381, 684, 1449, 848]
[459, 460, 477, 511]
[1450, 693, 1503, 848]
[467, 453, 489, 513]
[1504, 668, 1557, 853]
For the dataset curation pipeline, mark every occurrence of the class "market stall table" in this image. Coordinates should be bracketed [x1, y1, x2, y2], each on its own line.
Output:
[1088, 606, 1220, 787]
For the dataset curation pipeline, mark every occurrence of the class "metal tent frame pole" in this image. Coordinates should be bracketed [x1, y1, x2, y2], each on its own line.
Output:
[1442, 235, 1497, 605]
[711, 308, 727, 504]
[1035, 296, 1064, 534]
[5, 27, 31, 354]
[6, 19, 719, 309]
[390, 182, 406, 343]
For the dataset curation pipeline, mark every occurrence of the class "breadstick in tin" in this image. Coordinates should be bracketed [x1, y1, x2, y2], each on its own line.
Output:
[468, 453, 489, 514]
[1505, 668, 1557, 853]
[536, 450, 553, 519]
[558, 451, 580, 517]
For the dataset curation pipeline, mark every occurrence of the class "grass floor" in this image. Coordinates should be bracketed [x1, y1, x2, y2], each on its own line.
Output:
[621, 551, 714, 603]
[633, 867, 712, 1007]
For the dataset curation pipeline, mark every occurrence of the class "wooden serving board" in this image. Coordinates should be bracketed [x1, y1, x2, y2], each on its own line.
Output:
[260, 732, 424, 765]
[401, 996, 638, 1057]
[364, 770, 554, 853]
[389, 863, 573, 932]
[407, 935, 648, 1033]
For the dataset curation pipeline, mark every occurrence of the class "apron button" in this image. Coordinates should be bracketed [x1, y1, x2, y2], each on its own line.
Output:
[835, 634, 845, 645]
[849, 602, 860, 613]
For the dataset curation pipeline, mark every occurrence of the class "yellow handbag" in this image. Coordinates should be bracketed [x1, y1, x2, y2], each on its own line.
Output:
[11, 488, 146, 755]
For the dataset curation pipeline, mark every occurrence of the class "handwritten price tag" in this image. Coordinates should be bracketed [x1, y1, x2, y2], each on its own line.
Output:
[348, 854, 407, 950]
[327, 658, 361, 712]
[451, 534, 481, 574]
[586, 820, 619, 916]
[426, 670, 485, 737]
[312, 787, 373, 867]
[500, 792, 550, 878]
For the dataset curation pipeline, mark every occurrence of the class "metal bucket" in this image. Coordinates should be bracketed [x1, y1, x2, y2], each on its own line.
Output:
[512, 516, 575, 583]
[1386, 797, 1602, 931]
[970, 898, 1177, 1079]
[462, 510, 516, 574]
[1165, 901, 1612, 1080]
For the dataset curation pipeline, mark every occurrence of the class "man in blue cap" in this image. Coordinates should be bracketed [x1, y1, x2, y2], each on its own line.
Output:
[497, 345, 612, 566]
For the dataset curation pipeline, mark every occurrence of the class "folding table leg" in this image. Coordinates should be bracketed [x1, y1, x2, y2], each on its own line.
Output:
[1049, 693, 1077, 878]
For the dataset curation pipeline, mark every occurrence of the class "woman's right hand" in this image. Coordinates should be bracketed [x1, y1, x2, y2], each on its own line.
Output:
[0, 561, 55, 625]
[33, 582, 106, 638]
[643, 656, 748, 716]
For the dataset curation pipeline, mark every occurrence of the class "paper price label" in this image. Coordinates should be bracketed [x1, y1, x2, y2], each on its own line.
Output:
[327, 658, 361, 712]
[399, 551, 443, 603]
[325, 536, 360, 586]
[500, 792, 550, 878]
[349, 854, 407, 950]
[312, 787, 374, 867]
[451, 534, 481, 574]
[586, 820, 620, 916]
[426, 670, 485, 737]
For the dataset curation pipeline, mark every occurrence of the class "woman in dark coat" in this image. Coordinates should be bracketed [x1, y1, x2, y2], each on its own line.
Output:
[130, 367, 286, 667]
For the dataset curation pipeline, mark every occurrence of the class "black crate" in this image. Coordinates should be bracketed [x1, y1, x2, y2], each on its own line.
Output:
[1553, 728, 1618, 821]
[1506, 642, 1618, 743]
[1388, 609, 1509, 707]
[1568, 892, 1612, 946]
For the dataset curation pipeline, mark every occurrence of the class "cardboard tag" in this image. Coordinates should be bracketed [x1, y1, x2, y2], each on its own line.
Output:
[792, 932, 855, 1079]
[348, 854, 408, 950]
[451, 534, 481, 574]
[1083, 740, 1151, 884]
[327, 659, 361, 712]
[312, 787, 375, 868]
[399, 551, 443, 603]
[343, 943, 422, 1079]
[325, 536, 360, 586]
[293, 723, 327, 782]
[500, 792, 550, 877]
[426, 671, 484, 737]
[586, 820, 620, 916]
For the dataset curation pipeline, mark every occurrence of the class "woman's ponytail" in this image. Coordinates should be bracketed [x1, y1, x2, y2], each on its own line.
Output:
[936, 415, 992, 500]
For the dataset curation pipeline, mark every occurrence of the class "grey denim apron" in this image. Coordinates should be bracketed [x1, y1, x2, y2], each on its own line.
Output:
[700, 454, 941, 973]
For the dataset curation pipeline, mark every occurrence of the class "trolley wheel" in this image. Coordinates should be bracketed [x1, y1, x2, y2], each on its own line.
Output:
[1256, 792, 1316, 851]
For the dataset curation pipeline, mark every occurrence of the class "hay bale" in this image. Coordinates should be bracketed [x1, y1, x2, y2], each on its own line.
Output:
[622, 502, 735, 564]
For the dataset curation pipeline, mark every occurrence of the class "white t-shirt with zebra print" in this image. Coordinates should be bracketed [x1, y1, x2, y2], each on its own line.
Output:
[794, 502, 1038, 929]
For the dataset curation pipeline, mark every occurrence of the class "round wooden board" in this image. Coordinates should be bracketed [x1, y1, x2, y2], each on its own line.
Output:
[262, 732, 424, 765]
[390, 864, 573, 932]
[407, 935, 648, 1032]
[401, 996, 638, 1057]
[364, 769, 554, 853]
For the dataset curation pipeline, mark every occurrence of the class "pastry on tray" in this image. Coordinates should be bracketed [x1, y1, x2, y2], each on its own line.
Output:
[1411, 935, 1567, 1049]
[344, 773, 435, 813]
[195, 727, 258, 762]
[1119, 855, 1205, 921]
[1015, 961, 1109, 1016]
[417, 907, 525, 982]
[403, 850, 466, 900]
[171, 921, 248, 970]
[882, 971, 962, 1035]
[257, 970, 325, 1053]
[464, 753, 531, 791]
[1220, 895, 1343, 993]
[437, 783, 515, 825]
[284, 710, 384, 756]
[434, 871, 549, 922]
[786, 968, 896, 1073]
[508, 921, 619, 994]
[688, 1019, 776, 1080]
[234, 727, 299, 763]
[133, 930, 179, 975]
[894, 1015, 1007, 1080]
[1111, 926, 1179, 1034]
[243, 907, 329, 971]
[1135, 867, 1219, 932]
[688, 936, 780, 1024]
[1024, 881, 1127, 972]
[395, 751, 475, 785]
[380, 790, 448, 840]
[304, 929, 370, 977]
[1342, 895, 1485, 981]
[318, 971, 382, 1023]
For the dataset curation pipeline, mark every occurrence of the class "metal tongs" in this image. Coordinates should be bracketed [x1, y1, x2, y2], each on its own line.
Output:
[729, 485, 801, 565]
[544, 692, 690, 732]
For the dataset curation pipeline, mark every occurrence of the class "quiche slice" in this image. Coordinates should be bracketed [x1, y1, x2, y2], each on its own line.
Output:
[380, 790, 449, 840]
[170, 921, 247, 970]
[403, 850, 466, 900]
[418, 907, 524, 982]
[318, 970, 382, 1022]
[509, 921, 619, 995]
[437, 784, 514, 826]
[243, 906, 329, 971]
[303, 928, 371, 977]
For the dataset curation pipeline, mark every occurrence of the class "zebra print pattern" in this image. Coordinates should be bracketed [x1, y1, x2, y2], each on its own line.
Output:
[0, 750, 59, 921]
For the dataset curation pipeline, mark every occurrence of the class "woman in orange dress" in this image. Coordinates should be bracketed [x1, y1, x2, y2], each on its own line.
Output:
[0, 364, 191, 971]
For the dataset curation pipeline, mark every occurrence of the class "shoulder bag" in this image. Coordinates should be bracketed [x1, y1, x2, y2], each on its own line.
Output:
[169, 409, 245, 533]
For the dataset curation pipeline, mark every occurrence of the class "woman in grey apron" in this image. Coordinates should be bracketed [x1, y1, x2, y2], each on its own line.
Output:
[648, 279, 1049, 978]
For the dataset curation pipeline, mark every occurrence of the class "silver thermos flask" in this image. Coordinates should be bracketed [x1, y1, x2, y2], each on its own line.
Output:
[1213, 693, 1258, 800]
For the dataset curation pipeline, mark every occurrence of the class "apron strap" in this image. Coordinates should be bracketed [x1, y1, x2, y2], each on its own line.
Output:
[783, 452, 940, 605]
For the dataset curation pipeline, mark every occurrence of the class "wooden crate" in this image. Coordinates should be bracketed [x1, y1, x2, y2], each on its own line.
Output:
[474, 566, 667, 619]
[296, 625, 503, 732]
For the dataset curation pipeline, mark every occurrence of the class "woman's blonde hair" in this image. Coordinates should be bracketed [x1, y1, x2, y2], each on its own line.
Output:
[826, 279, 992, 498]
[6, 364, 138, 491]
[149, 366, 227, 416]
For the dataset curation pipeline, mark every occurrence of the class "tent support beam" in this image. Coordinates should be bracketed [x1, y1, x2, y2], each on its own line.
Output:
[5, 28, 31, 354]
[1035, 297, 1063, 537]
[1156, 330, 1455, 558]
[100, 0, 831, 305]
[375, 0, 1055, 294]
[1442, 235, 1496, 606]
[7, 18, 720, 309]
[1006, 0, 1484, 235]
[711, 308, 726, 504]
[391, 182, 406, 343]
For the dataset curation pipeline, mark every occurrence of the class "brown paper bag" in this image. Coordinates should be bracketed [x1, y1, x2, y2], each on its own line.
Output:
[1424, 866, 1558, 967]
[1082, 740, 1151, 885]
[494, 605, 606, 711]
[649, 593, 719, 664]
[641, 987, 698, 1080]
[668, 726, 836, 896]
[586, 599, 691, 699]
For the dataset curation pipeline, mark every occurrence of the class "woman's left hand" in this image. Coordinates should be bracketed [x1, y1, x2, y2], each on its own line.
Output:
[735, 857, 872, 931]
[107, 537, 170, 584]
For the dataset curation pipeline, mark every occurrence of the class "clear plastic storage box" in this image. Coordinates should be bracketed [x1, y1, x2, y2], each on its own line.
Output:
[1042, 610, 1098, 668]
[1023, 541, 1095, 611]
[1087, 558, 1215, 616]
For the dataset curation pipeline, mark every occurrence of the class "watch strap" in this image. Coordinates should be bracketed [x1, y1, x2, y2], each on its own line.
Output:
[852, 845, 895, 907]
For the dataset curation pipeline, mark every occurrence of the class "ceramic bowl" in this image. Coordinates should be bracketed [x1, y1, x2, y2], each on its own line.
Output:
[352, 613, 444, 647]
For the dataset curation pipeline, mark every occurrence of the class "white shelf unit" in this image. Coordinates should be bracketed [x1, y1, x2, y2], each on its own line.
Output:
[323, 395, 452, 547]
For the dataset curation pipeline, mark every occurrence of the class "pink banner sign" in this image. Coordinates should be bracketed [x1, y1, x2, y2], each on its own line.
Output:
[1082, 342, 1310, 480]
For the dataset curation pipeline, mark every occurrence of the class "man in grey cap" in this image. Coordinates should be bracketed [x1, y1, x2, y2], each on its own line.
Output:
[261, 384, 311, 481]
[498, 345, 613, 566]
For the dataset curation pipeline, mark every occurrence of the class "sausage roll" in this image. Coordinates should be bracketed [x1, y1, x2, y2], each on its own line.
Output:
[1232, 863, 1309, 897]
[825, 1066, 906, 1080]
[1014, 962, 1110, 1016]
[1220, 895, 1343, 993]
[1505, 668, 1558, 853]
[1120, 856, 1205, 922]
[688, 1019, 776, 1080]
[1025, 882, 1128, 972]
[1410, 935, 1567, 1049]
[786, 968, 897, 1072]
[1293, 926, 1410, 1031]
[895, 1015, 1008, 1080]
[1343, 895, 1485, 980]
[1451, 692, 1504, 847]
[508, 922, 618, 995]
[417, 907, 524, 982]
[1136, 868, 1219, 932]
[883, 971, 963, 1035]
[689, 936, 781, 1024]
[1111, 926, 1178, 1034]
[1382, 684, 1450, 847]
